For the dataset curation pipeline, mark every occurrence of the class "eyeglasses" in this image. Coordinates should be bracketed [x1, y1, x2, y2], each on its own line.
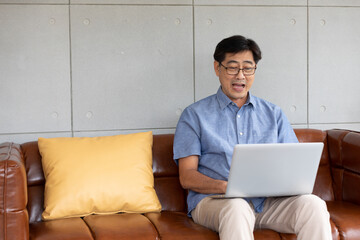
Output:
[220, 63, 257, 76]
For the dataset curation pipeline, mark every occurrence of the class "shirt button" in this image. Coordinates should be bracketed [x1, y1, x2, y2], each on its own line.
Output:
[239, 132, 244, 136]
[237, 115, 240, 118]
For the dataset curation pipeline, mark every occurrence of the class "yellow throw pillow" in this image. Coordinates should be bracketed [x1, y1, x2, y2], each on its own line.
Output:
[38, 131, 161, 220]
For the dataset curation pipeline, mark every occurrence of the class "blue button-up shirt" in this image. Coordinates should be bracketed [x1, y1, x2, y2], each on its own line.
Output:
[173, 87, 298, 216]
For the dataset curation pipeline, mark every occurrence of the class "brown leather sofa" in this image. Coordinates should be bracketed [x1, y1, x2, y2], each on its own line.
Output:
[1, 128, 360, 240]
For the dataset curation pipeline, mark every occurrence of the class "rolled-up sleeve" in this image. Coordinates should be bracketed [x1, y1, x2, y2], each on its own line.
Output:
[276, 107, 299, 143]
[173, 107, 202, 165]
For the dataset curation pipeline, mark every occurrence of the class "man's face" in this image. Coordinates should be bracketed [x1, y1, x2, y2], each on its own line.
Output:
[214, 50, 256, 107]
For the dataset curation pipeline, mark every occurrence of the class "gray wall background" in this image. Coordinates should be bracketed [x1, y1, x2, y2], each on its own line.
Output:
[1, 0, 360, 143]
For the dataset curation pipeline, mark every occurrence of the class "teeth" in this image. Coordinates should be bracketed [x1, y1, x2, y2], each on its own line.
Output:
[233, 83, 245, 87]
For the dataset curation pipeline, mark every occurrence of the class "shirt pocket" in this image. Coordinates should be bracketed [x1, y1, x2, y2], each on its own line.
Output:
[252, 130, 277, 143]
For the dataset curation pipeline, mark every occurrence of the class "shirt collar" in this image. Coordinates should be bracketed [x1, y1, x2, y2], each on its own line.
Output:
[216, 87, 256, 110]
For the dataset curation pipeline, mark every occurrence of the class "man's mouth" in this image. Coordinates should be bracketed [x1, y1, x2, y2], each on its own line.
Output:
[232, 82, 246, 91]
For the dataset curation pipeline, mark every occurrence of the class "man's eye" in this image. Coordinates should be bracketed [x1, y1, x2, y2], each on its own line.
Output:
[244, 68, 253, 71]
[228, 67, 238, 70]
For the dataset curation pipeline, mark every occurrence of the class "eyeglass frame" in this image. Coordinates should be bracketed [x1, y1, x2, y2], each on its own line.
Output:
[219, 62, 257, 76]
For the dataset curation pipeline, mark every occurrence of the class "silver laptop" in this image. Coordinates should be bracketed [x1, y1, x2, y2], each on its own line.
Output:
[217, 142, 324, 198]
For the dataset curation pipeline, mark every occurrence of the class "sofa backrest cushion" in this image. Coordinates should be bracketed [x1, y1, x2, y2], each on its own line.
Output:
[152, 134, 187, 212]
[22, 141, 45, 223]
[294, 129, 334, 201]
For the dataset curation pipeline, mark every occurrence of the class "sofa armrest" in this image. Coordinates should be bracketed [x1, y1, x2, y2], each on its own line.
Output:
[327, 130, 360, 204]
[0, 142, 29, 240]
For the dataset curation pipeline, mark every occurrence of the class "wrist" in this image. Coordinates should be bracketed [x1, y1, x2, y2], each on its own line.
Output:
[219, 180, 227, 194]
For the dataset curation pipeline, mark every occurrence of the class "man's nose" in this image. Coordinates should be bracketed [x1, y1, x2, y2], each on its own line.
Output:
[236, 69, 246, 79]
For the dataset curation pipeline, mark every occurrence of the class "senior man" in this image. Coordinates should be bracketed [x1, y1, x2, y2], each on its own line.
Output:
[173, 35, 332, 239]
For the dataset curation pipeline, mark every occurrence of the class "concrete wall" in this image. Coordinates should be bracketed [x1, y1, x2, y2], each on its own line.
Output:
[1, 0, 360, 143]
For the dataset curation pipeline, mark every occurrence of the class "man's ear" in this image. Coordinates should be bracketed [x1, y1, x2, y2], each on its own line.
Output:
[214, 61, 220, 77]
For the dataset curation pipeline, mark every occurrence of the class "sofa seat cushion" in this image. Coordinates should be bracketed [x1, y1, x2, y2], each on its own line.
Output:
[278, 233, 296, 240]
[327, 201, 360, 239]
[145, 212, 219, 239]
[330, 219, 340, 240]
[29, 218, 93, 240]
[83, 213, 159, 240]
[253, 229, 282, 239]
[253, 229, 299, 239]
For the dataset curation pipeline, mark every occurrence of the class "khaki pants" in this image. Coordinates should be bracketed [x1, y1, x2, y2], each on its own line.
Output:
[192, 194, 332, 240]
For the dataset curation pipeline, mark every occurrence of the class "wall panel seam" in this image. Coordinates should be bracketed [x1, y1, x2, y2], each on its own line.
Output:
[192, 0, 195, 103]
[307, 0, 310, 128]
[69, 5, 74, 137]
